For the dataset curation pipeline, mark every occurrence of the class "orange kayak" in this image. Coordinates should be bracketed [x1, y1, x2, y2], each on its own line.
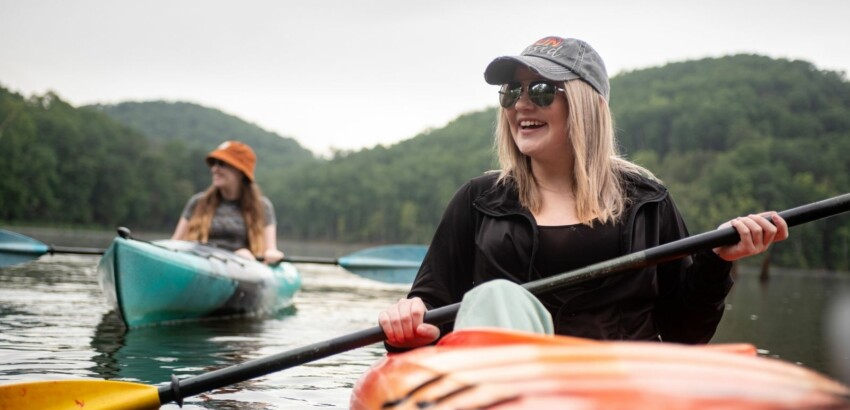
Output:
[351, 329, 850, 409]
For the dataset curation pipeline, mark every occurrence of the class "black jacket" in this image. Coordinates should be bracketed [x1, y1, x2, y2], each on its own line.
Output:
[408, 172, 733, 344]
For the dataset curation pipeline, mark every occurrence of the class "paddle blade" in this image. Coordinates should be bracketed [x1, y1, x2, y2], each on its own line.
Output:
[338, 244, 427, 284]
[0, 229, 50, 268]
[0, 380, 160, 410]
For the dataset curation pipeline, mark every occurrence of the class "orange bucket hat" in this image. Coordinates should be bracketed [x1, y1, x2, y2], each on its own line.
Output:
[206, 140, 257, 182]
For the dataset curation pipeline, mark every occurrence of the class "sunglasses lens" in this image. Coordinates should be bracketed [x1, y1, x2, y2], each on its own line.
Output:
[499, 81, 560, 108]
[499, 83, 522, 108]
[528, 82, 556, 107]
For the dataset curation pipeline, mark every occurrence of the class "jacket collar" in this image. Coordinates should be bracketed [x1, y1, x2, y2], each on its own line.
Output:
[472, 173, 527, 217]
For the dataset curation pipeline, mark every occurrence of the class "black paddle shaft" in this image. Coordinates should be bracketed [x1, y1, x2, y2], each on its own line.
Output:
[46, 245, 107, 255]
[281, 255, 339, 264]
[158, 192, 850, 406]
[525, 192, 850, 295]
[158, 326, 388, 405]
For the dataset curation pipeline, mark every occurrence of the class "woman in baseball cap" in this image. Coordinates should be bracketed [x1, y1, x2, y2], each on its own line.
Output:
[171, 140, 284, 264]
[378, 36, 789, 350]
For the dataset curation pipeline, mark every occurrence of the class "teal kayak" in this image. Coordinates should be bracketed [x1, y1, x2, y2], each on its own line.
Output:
[96, 237, 301, 327]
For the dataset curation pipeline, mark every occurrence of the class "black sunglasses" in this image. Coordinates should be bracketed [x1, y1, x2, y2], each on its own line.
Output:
[498, 81, 565, 108]
[208, 158, 230, 168]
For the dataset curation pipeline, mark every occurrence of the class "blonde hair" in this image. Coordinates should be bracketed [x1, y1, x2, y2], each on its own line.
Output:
[496, 79, 654, 225]
[183, 181, 267, 256]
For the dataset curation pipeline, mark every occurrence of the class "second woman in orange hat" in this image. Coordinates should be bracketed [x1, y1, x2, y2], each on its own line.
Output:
[171, 140, 284, 264]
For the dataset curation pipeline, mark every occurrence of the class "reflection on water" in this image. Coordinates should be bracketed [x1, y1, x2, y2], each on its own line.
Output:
[712, 267, 850, 380]
[91, 309, 291, 384]
[826, 290, 850, 385]
[0, 234, 848, 408]
[0, 248, 409, 409]
[0, 254, 107, 381]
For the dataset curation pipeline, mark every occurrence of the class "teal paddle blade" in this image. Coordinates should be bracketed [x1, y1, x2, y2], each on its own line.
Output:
[0, 229, 50, 267]
[337, 244, 427, 284]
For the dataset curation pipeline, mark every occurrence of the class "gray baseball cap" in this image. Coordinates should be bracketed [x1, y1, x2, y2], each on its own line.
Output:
[484, 36, 610, 101]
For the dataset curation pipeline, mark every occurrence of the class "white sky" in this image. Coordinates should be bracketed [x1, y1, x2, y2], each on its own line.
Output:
[1, 0, 848, 156]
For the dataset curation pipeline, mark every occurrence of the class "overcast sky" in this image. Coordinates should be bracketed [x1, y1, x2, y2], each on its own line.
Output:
[1, 0, 847, 155]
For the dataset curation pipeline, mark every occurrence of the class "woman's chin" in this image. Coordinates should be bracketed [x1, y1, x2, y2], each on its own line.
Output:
[515, 142, 546, 158]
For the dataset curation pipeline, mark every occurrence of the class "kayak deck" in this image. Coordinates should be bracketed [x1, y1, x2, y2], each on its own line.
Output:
[352, 329, 850, 409]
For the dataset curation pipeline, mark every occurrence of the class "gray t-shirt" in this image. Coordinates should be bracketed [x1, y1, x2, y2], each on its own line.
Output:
[180, 192, 277, 252]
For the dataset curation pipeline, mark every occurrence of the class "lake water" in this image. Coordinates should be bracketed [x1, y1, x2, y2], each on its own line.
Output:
[1, 228, 849, 408]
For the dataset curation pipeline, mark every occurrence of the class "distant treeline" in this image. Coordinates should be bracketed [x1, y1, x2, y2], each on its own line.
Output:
[0, 94, 315, 230]
[1, 54, 848, 271]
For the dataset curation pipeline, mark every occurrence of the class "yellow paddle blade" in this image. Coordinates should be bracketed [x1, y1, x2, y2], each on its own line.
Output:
[0, 379, 160, 410]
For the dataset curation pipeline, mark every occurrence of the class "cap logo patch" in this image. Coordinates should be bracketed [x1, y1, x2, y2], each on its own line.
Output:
[524, 36, 565, 58]
[535, 37, 563, 47]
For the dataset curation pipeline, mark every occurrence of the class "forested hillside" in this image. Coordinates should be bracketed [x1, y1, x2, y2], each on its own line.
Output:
[270, 109, 498, 242]
[86, 101, 317, 189]
[1, 54, 848, 270]
[0, 89, 175, 228]
[610, 55, 850, 269]
[0, 89, 314, 229]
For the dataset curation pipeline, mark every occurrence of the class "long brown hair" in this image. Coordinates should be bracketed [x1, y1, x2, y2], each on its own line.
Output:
[496, 79, 654, 225]
[184, 181, 267, 256]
